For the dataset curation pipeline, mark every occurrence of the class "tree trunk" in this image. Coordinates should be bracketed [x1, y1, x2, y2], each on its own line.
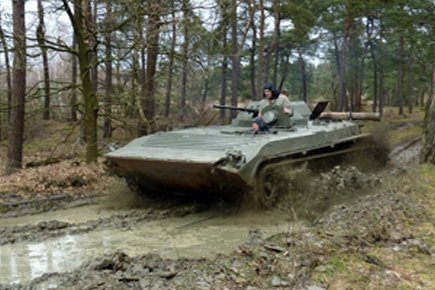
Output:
[230, 0, 239, 119]
[220, 54, 228, 124]
[130, 50, 139, 118]
[398, 35, 405, 116]
[420, 62, 435, 164]
[89, 0, 98, 94]
[219, 0, 229, 124]
[137, 9, 147, 133]
[6, 0, 26, 174]
[249, 25, 256, 100]
[229, 0, 253, 119]
[337, 43, 347, 111]
[201, 75, 209, 107]
[332, 31, 343, 111]
[297, 48, 307, 102]
[272, 4, 281, 87]
[337, 3, 354, 112]
[164, 0, 177, 118]
[103, 0, 113, 138]
[179, 0, 189, 122]
[353, 32, 365, 113]
[378, 16, 385, 116]
[379, 69, 385, 115]
[116, 48, 122, 114]
[355, 56, 363, 112]
[370, 44, 378, 113]
[140, 0, 160, 133]
[372, 57, 378, 113]
[420, 89, 426, 107]
[0, 17, 12, 140]
[0, 17, 12, 124]
[278, 53, 290, 91]
[407, 76, 413, 114]
[36, 0, 50, 121]
[367, 17, 378, 113]
[256, 0, 265, 100]
[62, 0, 98, 163]
[71, 37, 78, 122]
[140, 45, 145, 110]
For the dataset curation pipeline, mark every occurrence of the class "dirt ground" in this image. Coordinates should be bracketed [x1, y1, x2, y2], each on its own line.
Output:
[0, 118, 433, 290]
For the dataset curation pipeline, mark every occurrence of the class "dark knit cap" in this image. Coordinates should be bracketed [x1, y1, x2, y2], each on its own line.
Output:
[263, 83, 280, 99]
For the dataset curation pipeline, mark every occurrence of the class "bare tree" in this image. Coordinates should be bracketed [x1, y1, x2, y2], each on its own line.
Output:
[271, 0, 281, 86]
[36, 0, 51, 120]
[256, 0, 265, 100]
[230, 0, 253, 119]
[337, 5, 353, 112]
[0, 12, 12, 124]
[62, 0, 98, 163]
[139, 0, 160, 133]
[103, 0, 113, 138]
[229, 0, 238, 119]
[219, 0, 229, 124]
[164, 0, 177, 118]
[297, 48, 307, 102]
[397, 35, 405, 115]
[6, 0, 26, 174]
[179, 0, 189, 122]
[420, 63, 435, 164]
[89, 0, 98, 94]
[71, 37, 78, 122]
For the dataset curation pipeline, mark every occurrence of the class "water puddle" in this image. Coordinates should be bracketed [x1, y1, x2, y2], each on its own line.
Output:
[0, 207, 295, 285]
[0, 204, 121, 228]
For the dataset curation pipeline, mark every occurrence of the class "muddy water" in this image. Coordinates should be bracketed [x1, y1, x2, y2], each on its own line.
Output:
[0, 205, 294, 285]
[0, 204, 123, 228]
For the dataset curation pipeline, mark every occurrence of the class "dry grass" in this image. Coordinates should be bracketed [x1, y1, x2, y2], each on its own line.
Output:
[308, 164, 435, 289]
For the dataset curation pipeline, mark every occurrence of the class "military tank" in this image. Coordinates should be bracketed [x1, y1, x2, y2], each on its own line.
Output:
[105, 101, 381, 208]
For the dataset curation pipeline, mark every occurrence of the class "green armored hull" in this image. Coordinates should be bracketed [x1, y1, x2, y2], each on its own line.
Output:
[105, 101, 379, 207]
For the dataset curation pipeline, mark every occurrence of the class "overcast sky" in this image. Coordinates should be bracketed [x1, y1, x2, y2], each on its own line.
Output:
[1, 0, 71, 44]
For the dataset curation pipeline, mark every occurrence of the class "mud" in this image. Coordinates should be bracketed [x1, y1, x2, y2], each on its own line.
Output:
[0, 204, 293, 285]
[0, 140, 431, 289]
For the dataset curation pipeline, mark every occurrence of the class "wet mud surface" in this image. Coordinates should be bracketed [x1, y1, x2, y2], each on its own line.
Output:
[0, 140, 433, 289]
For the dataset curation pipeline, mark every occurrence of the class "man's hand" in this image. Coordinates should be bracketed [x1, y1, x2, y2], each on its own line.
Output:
[251, 122, 260, 133]
[284, 107, 293, 116]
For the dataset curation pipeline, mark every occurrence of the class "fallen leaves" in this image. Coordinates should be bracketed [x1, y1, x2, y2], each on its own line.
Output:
[0, 158, 115, 203]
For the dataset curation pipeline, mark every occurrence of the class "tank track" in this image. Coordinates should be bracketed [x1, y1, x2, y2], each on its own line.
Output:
[254, 135, 386, 209]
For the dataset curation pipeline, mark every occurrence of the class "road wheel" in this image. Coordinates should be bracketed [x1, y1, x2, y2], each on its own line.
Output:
[257, 167, 287, 209]
[126, 177, 159, 199]
[126, 177, 143, 193]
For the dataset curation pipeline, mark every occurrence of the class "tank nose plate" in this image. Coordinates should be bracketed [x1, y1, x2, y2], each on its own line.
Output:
[107, 157, 248, 195]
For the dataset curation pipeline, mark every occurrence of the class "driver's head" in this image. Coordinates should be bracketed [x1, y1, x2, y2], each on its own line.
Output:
[263, 83, 279, 100]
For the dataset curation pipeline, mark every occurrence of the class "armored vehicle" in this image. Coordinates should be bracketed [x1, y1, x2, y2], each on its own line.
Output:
[105, 101, 380, 208]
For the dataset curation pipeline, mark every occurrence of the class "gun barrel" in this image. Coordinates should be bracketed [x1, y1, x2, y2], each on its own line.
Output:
[213, 105, 239, 110]
[213, 105, 258, 116]
[319, 112, 381, 121]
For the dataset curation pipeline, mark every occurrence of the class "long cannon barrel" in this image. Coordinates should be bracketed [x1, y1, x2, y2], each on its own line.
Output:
[213, 105, 259, 117]
[319, 112, 381, 121]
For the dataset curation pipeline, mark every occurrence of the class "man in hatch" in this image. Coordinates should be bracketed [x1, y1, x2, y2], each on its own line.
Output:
[251, 83, 293, 133]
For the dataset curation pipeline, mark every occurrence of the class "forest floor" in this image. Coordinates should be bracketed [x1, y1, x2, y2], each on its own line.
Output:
[0, 107, 433, 290]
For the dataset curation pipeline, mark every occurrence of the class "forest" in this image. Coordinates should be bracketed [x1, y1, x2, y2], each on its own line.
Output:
[0, 0, 434, 172]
